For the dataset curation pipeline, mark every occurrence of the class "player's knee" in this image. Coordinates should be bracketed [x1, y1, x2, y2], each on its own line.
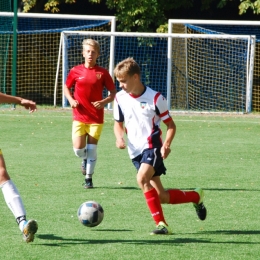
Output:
[73, 147, 87, 158]
[0, 167, 10, 184]
[136, 174, 149, 190]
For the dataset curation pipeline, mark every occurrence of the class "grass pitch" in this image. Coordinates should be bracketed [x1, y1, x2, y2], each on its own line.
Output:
[0, 107, 259, 260]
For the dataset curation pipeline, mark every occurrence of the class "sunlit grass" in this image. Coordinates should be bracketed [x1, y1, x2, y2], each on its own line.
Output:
[0, 108, 259, 260]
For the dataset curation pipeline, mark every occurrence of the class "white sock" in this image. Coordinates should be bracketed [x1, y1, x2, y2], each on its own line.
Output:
[1, 180, 26, 230]
[86, 144, 97, 178]
[19, 220, 26, 232]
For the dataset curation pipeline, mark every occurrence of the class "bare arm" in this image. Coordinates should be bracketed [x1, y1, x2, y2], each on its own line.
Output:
[114, 120, 126, 149]
[0, 92, 37, 113]
[64, 85, 79, 108]
[161, 118, 176, 159]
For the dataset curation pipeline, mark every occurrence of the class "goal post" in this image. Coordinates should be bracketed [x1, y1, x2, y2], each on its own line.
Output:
[168, 19, 258, 112]
[60, 31, 255, 113]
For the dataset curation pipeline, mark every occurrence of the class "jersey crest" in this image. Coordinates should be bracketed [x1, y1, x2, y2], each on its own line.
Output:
[140, 102, 147, 109]
[96, 72, 102, 80]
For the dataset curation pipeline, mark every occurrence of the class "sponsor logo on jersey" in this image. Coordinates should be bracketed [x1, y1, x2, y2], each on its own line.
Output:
[96, 72, 102, 79]
[140, 102, 147, 109]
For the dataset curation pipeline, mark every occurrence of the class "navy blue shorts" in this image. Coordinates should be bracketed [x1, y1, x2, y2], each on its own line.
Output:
[131, 148, 166, 177]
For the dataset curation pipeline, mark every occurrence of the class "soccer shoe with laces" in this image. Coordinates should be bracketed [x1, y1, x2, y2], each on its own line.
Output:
[193, 188, 207, 221]
[23, 219, 38, 243]
[150, 221, 172, 235]
[83, 178, 93, 189]
[81, 159, 87, 175]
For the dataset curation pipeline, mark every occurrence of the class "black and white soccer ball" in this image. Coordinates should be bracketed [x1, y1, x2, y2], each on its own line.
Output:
[77, 201, 104, 227]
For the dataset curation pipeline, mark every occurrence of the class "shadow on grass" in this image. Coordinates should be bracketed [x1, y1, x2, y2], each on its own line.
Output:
[36, 231, 260, 246]
[198, 230, 260, 235]
[94, 186, 140, 190]
[36, 233, 211, 246]
[175, 188, 260, 192]
[92, 187, 260, 191]
[204, 188, 260, 192]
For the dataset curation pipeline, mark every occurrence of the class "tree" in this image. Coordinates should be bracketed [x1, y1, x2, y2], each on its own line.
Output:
[20, 0, 260, 32]
[239, 0, 260, 14]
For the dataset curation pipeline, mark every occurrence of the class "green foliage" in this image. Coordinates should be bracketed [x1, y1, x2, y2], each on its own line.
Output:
[22, 0, 76, 13]
[20, 0, 226, 32]
[44, 0, 61, 12]
[217, 0, 229, 8]
[239, 0, 260, 14]
[22, 0, 37, 12]
[156, 23, 168, 33]
[94, 0, 166, 32]
[21, 0, 260, 31]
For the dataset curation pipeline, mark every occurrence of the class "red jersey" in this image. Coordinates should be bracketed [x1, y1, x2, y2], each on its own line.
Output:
[65, 64, 115, 124]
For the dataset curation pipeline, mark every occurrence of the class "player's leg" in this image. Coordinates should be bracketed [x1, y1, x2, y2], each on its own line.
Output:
[83, 124, 103, 189]
[73, 134, 87, 174]
[151, 177, 207, 221]
[135, 158, 171, 235]
[84, 135, 98, 188]
[72, 121, 88, 174]
[147, 175, 172, 235]
[0, 150, 38, 242]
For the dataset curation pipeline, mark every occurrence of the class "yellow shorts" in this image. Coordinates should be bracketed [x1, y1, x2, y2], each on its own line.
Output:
[72, 121, 103, 141]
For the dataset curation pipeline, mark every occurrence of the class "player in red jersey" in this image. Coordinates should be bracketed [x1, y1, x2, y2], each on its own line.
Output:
[0, 92, 38, 242]
[113, 58, 207, 235]
[64, 39, 116, 189]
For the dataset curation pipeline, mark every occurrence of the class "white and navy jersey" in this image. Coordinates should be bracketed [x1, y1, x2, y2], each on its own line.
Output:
[114, 86, 172, 159]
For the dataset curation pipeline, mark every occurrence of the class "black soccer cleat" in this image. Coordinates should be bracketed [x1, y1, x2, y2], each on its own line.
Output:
[84, 178, 93, 189]
[150, 222, 172, 235]
[193, 188, 207, 221]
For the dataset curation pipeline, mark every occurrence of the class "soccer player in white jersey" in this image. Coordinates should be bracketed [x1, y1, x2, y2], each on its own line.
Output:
[0, 92, 38, 242]
[113, 58, 207, 235]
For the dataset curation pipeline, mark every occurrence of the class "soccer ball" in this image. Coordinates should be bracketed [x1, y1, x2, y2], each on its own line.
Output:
[77, 201, 104, 227]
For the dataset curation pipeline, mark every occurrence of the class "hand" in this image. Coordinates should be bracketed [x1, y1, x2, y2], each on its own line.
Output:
[20, 99, 37, 113]
[161, 146, 171, 159]
[116, 138, 126, 149]
[91, 101, 104, 110]
[71, 100, 79, 108]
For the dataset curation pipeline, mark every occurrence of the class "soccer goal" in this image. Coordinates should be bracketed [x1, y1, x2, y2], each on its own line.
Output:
[168, 19, 259, 112]
[0, 12, 116, 105]
[59, 31, 255, 113]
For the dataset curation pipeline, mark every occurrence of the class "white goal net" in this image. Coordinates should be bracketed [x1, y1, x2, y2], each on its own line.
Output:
[0, 12, 115, 105]
[168, 19, 260, 112]
[59, 31, 255, 113]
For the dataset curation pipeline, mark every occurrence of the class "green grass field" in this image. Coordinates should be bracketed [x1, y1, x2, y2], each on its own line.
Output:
[0, 107, 259, 260]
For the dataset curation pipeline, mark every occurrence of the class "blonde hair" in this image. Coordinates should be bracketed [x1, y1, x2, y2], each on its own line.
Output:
[114, 57, 141, 78]
[82, 39, 100, 54]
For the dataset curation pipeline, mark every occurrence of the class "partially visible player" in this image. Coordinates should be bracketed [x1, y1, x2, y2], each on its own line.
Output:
[0, 92, 38, 242]
[113, 57, 207, 235]
[64, 39, 116, 189]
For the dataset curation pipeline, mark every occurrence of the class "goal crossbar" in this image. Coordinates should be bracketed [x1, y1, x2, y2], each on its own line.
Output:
[168, 19, 260, 27]
[0, 12, 116, 22]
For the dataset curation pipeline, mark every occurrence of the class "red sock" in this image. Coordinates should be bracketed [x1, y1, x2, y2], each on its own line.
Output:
[144, 188, 167, 225]
[168, 189, 199, 204]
